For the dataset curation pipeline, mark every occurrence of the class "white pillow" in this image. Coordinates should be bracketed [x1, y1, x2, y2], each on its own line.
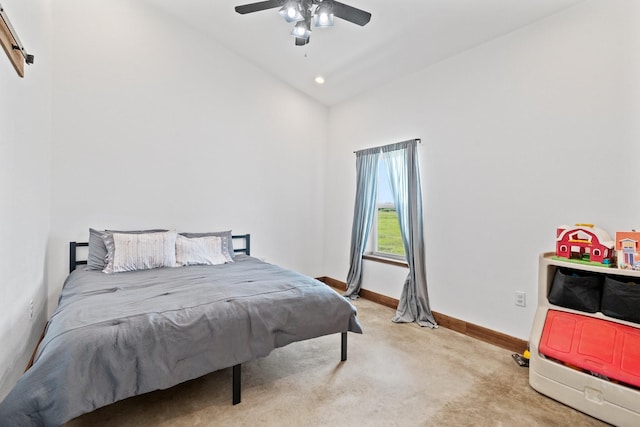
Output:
[176, 234, 228, 266]
[103, 231, 177, 274]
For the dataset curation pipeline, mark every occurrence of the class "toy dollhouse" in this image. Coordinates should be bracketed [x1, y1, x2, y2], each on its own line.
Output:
[555, 223, 615, 266]
[616, 231, 640, 270]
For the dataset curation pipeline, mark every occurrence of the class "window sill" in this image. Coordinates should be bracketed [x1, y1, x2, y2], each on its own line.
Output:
[362, 254, 408, 268]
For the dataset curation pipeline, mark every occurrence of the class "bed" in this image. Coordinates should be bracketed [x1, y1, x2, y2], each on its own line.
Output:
[0, 232, 362, 426]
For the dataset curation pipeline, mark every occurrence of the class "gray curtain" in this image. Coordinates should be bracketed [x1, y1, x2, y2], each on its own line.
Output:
[344, 147, 380, 298]
[382, 140, 437, 328]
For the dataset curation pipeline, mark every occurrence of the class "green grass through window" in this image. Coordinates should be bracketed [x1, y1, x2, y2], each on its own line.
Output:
[377, 208, 404, 256]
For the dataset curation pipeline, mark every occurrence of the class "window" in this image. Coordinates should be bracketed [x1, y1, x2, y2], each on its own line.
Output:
[371, 159, 404, 259]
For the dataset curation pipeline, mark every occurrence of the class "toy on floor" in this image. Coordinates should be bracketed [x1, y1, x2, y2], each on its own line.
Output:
[554, 223, 615, 267]
[512, 347, 530, 367]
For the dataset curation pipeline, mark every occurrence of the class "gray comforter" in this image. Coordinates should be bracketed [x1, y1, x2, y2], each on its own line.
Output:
[0, 256, 362, 426]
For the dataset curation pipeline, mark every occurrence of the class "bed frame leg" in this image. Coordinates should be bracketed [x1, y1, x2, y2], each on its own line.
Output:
[232, 334, 345, 405]
[232, 364, 241, 405]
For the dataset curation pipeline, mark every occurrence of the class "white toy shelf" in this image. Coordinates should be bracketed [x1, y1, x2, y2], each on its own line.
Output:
[529, 253, 640, 427]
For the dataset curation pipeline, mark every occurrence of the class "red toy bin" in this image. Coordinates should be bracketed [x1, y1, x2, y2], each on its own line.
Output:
[539, 310, 640, 388]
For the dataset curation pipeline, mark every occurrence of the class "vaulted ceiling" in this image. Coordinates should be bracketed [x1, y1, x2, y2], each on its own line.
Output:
[141, 0, 584, 106]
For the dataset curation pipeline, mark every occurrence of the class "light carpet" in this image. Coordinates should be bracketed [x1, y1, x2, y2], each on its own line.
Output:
[66, 298, 608, 426]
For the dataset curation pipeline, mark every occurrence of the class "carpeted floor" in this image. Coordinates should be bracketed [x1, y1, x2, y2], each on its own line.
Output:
[66, 298, 608, 426]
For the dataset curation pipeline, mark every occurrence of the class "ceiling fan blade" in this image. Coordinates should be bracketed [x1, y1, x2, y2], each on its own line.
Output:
[332, 1, 371, 26]
[235, 0, 284, 15]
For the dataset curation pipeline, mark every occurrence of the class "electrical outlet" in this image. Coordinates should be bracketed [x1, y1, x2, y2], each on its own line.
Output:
[515, 291, 526, 307]
[29, 299, 34, 320]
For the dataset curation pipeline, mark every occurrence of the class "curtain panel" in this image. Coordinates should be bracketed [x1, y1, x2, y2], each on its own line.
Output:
[346, 139, 437, 327]
[382, 140, 437, 327]
[344, 147, 380, 298]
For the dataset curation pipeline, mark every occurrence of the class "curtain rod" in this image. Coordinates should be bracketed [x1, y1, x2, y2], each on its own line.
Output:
[0, 3, 34, 64]
[353, 138, 421, 154]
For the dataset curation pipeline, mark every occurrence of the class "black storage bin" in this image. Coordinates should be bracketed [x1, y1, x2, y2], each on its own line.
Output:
[548, 268, 603, 313]
[601, 276, 640, 323]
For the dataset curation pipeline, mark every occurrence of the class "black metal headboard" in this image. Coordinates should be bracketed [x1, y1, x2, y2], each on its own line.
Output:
[69, 234, 251, 273]
[69, 242, 89, 273]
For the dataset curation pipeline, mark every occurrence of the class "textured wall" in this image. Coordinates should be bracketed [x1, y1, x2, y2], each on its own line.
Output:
[323, 0, 640, 339]
[0, 0, 52, 400]
[49, 0, 328, 312]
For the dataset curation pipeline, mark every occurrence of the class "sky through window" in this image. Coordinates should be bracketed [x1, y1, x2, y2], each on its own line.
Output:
[377, 161, 393, 203]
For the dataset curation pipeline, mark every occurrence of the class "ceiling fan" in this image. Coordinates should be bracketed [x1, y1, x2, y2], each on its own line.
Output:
[235, 0, 371, 46]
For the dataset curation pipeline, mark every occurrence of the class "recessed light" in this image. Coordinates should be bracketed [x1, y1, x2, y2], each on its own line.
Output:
[314, 76, 325, 85]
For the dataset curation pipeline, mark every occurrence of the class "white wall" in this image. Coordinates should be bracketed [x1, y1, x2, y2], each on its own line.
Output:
[48, 0, 328, 311]
[323, 0, 640, 339]
[0, 0, 52, 399]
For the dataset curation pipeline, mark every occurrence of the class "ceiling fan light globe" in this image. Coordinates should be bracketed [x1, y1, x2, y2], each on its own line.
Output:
[279, 2, 303, 22]
[291, 22, 311, 39]
[314, 11, 334, 28]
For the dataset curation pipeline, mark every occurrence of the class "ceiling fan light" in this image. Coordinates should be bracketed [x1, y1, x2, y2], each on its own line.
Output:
[279, 2, 303, 22]
[314, 12, 333, 27]
[314, 5, 334, 28]
[291, 21, 311, 39]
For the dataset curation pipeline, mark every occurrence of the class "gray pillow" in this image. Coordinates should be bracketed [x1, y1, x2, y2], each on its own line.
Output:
[179, 230, 235, 260]
[87, 228, 108, 270]
[86, 228, 167, 270]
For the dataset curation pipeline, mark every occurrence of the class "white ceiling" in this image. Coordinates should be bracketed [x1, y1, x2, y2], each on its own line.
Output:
[141, 0, 584, 106]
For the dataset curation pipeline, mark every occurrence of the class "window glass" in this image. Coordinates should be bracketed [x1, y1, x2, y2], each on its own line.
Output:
[375, 160, 405, 257]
